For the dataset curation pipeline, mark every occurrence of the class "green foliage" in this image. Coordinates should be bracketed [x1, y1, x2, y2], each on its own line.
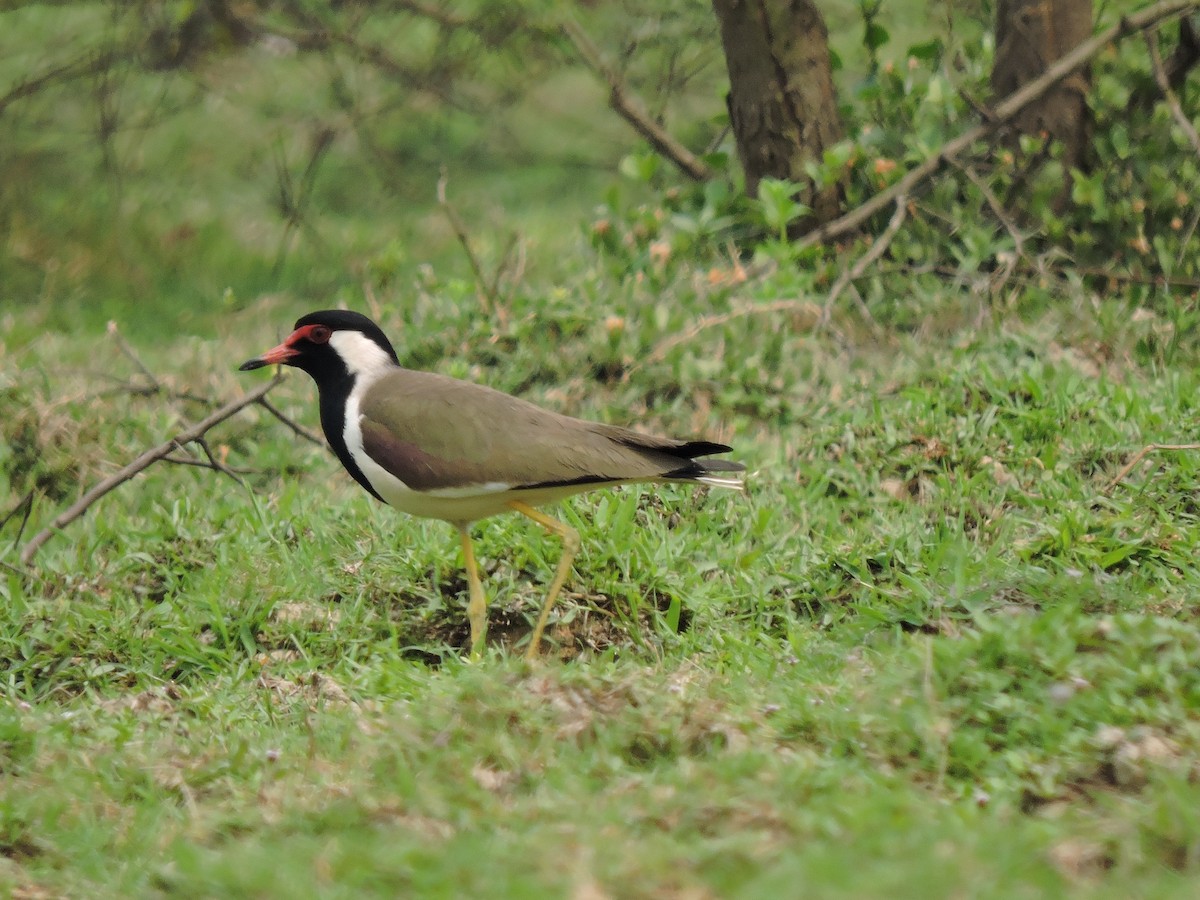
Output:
[756, 178, 812, 243]
[596, 6, 1197, 321]
[859, 0, 890, 76]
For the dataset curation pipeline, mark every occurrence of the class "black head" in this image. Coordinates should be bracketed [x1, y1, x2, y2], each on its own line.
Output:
[238, 310, 400, 385]
[239, 310, 400, 504]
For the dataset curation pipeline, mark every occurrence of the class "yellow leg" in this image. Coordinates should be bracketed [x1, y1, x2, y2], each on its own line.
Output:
[508, 500, 580, 659]
[458, 524, 488, 660]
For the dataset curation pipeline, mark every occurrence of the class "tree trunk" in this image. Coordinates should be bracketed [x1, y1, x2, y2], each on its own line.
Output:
[991, 0, 1093, 171]
[712, 0, 844, 228]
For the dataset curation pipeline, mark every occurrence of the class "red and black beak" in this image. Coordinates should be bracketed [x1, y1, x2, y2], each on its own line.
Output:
[239, 338, 300, 371]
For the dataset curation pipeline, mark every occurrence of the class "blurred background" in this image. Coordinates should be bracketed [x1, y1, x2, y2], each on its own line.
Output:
[1, 0, 954, 337]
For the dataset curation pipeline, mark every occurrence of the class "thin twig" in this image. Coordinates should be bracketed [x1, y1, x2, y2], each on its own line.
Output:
[101, 322, 219, 408]
[489, 232, 521, 302]
[1070, 266, 1200, 289]
[19, 374, 283, 566]
[256, 397, 324, 446]
[1105, 442, 1200, 493]
[1130, 15, 1200, 109]
[276, 28, 460, 106]
[1174, 204, 1200, 272]
[863, 260, 1200, 290]
[0, 47, 121, 117]
[107, 320, 160, 389]
[630, 298, 818, 377]
[437, 169, 500, 321]
[161, 455, 259, 476]
[949, 160, 1027, 259]
[957, 86, 999, 123]
[1000, 132, 1055, 209]
[561, 17, 713, 182]
[821, 195, 908, 329]
[799, 0, 1200, 249]
[96, 380, 216, 406]
[948, 159, 1030, 295]
[0, 490, 36, 548]
[271, 127, 335, 279]
[361, 280, 384, 321]
[1146, 29, 1200, 160]
[195, 436, 246, 486]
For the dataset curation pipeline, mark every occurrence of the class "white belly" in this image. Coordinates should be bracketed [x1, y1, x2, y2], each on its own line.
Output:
[370, 476, 602, 524]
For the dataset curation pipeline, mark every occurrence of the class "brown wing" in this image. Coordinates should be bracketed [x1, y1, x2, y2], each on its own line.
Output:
[357, 369, 735, 492]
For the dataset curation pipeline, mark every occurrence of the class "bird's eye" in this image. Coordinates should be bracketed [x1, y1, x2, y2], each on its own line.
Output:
[308, 325, 332, 344]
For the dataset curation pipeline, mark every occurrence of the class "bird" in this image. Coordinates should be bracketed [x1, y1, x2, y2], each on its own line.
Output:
[239, 309, 744, 659]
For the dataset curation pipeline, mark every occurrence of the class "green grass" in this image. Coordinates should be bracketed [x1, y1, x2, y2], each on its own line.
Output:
[3, 266, 1200, 895]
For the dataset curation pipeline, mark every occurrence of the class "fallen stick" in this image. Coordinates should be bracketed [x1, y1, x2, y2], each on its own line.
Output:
[1104, 442, 1200, 493]
[19, 373, 283, 566]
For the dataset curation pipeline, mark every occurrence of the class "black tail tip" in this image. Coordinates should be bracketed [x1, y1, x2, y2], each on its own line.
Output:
[679, 440, 736, 458]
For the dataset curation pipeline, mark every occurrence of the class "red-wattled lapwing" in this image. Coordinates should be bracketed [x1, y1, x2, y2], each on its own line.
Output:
[240, 310, 744, 658]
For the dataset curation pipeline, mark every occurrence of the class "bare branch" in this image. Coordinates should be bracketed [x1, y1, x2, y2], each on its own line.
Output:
[821, 195, 908, 329]
[800, 0, 1200, 249]
[1146, 29, 1200, 160]
[256, 397, 325, 447]
[437, 169, 504, 323]
[20, 375, 283, 566]
[1130, 14, 1200, 109]
[195, 436, 246, 486]
[281, 28, 461, 106]
[98, 323, 219, 405]
[1106, 442, 1200, 493]
[948, 158, 1030, 295]
[1174, 204, 1200, 271]
[949, 160, 1027, 260]
[0, 47, 120, 118]
[562, 17, 713, 182]
[107, 320, 161, 390]
[95, 379, 216, 406]
[0, 489, 36, 549]
[161, 455, 257, 476]
[490, 232, 522, 303]
[957, 86, 999, 124]
[1073, 267, 1200, 288]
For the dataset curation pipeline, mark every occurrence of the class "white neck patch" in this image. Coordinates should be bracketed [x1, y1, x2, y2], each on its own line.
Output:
[330, 330, 396, 384]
